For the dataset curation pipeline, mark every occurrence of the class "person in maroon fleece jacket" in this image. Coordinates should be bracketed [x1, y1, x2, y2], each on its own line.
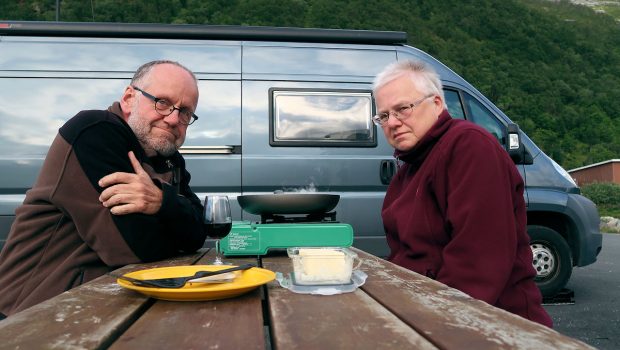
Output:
[372, 59, 552, 327]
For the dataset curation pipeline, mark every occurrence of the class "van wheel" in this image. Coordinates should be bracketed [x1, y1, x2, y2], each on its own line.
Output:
[528, 225, 572, 298]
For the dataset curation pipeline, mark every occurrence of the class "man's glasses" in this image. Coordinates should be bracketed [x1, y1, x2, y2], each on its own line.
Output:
[372, 94, 435, 126]
[132, 86, 198, 125]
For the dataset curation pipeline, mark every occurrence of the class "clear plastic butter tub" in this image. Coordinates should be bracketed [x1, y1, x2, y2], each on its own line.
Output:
[287, 247, 359, 285]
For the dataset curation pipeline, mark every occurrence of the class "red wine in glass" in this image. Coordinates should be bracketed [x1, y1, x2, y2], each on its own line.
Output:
[205, 222, 232, 239]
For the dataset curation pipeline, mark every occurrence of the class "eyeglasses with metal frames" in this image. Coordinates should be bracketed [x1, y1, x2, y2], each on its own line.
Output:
[372, 94, 435, 126]
[132, 86, 198, 125]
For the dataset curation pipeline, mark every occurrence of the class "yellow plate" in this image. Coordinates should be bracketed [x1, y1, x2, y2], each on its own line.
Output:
[116, 265, 276, 301]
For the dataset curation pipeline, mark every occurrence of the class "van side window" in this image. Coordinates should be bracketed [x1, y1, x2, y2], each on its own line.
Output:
[0, 79, 238, 155]
[269, 89, 375, 147]
[0, 79, 124, 156]
[444, 89, 465, 119]
[462, 92, 504, 145]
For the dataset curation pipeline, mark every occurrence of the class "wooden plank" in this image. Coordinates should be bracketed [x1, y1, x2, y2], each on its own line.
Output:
[262, 255, 437, 350]
[108, 290, 265, 350]
[109, 251, 265, 350]
[353, 248, 595, 350]
[0, 251, 206, 350]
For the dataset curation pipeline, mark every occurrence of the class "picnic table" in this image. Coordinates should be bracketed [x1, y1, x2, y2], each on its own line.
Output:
[0, 247, 592, 349]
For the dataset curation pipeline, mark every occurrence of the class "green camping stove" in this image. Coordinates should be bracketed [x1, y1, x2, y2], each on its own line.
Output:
[219, 220, 354, 256]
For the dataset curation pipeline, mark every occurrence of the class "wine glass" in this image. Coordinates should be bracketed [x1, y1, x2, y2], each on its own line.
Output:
[204, 195, 232, 265]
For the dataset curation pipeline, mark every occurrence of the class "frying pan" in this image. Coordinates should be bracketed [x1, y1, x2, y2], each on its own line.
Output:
[237, 193, 340, 215]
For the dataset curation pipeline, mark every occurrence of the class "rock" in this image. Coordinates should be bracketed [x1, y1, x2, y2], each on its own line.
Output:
[600, 216, 620, 233]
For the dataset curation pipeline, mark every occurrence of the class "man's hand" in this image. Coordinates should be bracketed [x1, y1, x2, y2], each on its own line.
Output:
[98, 151, 163, 215]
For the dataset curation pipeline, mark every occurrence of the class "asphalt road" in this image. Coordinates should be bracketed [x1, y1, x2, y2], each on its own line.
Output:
[544, 234, 620, 349]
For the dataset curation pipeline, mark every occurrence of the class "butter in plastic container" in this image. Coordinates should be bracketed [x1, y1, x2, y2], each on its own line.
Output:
[287, 247, 358, 285]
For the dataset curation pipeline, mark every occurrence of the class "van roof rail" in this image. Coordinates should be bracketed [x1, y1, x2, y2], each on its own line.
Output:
[0, 21, 407, 45]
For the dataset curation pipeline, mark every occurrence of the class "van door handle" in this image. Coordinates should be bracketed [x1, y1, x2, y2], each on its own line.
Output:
[179, 146, 241, 155]
[380, 160, 396, 185]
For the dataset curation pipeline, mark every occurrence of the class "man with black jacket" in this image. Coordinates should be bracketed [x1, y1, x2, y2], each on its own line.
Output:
[0, 60, 207, 319]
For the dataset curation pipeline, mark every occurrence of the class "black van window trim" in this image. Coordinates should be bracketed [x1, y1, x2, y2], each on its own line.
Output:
[268, 87, 377, 148]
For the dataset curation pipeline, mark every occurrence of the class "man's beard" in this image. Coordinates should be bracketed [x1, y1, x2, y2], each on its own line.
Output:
[127, 111, 183, 157]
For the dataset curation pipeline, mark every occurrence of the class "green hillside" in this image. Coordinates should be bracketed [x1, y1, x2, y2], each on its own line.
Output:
[1, 0, 619, 170]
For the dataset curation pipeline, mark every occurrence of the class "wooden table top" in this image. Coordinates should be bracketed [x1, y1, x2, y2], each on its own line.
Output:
[0, 248, 593, 349]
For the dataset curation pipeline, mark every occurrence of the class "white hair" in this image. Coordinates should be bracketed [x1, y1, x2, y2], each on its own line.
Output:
[373, 60, 446, 108]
